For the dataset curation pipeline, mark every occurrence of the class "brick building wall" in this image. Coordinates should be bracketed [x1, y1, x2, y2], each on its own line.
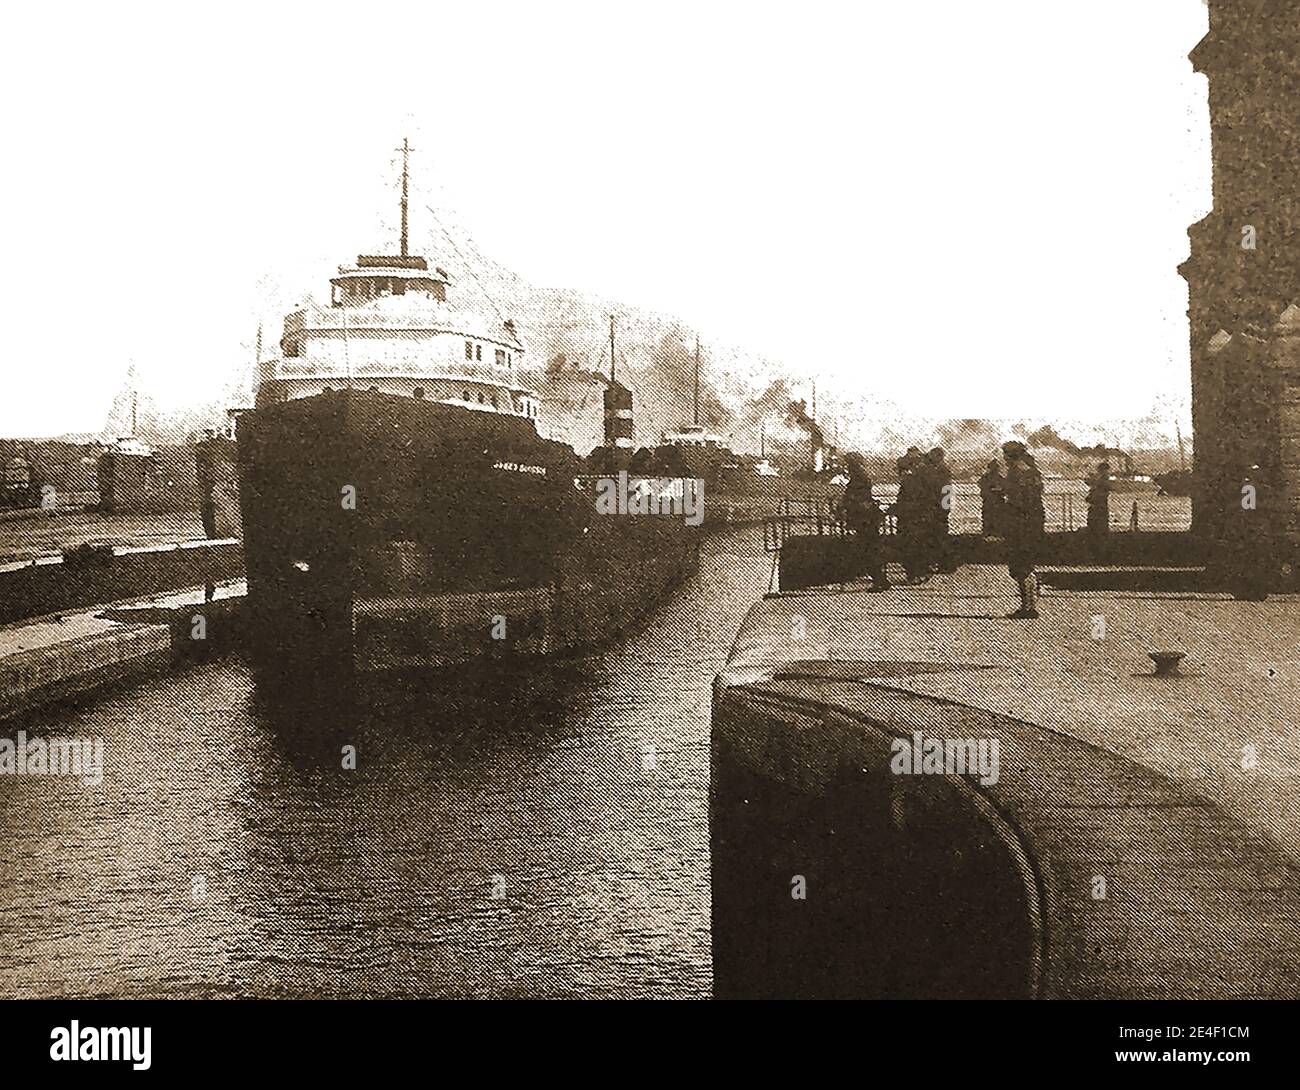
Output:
[1182, 2, 1300, 574]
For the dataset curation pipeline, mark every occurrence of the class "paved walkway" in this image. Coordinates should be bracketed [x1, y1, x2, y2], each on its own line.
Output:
[723, 565, 1300, 864]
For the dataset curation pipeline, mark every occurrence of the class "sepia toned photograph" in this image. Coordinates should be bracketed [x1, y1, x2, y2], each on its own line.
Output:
[0, 0, 1296, 1071]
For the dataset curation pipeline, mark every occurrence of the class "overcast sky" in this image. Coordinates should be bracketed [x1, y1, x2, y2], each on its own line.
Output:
[0, 1, 1209, 439]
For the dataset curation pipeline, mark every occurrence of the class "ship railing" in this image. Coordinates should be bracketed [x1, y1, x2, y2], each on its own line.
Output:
[1052, 493, 1076, 532]
[763, 490, 1185, 549]
[270, 360, 514, 384]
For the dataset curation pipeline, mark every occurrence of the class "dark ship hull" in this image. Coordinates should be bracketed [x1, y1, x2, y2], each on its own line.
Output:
[236, 389, 699, 696]
[1155, 468, 1193, 497]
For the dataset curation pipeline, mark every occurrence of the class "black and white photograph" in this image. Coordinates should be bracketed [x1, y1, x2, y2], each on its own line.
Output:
[0, 0, 1296, 1072]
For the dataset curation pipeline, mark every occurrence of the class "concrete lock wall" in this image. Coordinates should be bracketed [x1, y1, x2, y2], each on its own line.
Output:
[776, 532, 1203, 593]
[0, 542, 243, 626]
[711, 644, 1300, 999]
[710, 685, 1040, 999]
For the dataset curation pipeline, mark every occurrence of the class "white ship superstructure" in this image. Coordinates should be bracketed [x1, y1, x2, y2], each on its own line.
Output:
[255, 141, 541, 422]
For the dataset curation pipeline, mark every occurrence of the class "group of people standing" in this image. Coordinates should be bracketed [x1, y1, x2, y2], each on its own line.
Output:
[837, 441, 1047, 618]
[836, 446, 955, 593]
[979, 441, 1047, 617]
[894, 446, 957, 581]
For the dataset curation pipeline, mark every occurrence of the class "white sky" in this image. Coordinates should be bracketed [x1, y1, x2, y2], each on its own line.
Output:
[0, 1, 1209, 439]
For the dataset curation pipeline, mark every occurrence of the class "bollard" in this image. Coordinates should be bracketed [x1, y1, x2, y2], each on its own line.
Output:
[1149, 650, 1186, 676]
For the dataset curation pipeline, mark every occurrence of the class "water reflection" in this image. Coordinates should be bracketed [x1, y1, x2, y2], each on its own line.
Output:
[0, 530, 767, 998]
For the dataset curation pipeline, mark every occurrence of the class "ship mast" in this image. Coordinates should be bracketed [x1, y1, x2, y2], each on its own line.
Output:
[693, 334, 700, 427]
[127, 362, 138, 436]
[399, 137, 410, 257]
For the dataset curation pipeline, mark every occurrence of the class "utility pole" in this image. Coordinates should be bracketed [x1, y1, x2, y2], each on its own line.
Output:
[609, 315, 617, 385]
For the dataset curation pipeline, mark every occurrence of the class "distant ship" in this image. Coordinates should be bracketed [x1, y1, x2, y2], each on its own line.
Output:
[652, 336, 735, 480]
[236, 143, 699, 695]
[1156, 423, 1193, 496]
[1155, 469, 1193, 497]
[663, 423, 728, 449]
[1107, 472, 1161, 494]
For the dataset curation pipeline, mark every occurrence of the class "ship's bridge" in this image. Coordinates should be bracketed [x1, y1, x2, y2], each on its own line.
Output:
[329, 254, 450, 305]
[257, 251, 541, 422]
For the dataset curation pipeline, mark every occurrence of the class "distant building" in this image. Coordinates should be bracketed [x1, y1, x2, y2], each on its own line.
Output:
[97, 436, 160, 513]
[97, 437, 202, 515]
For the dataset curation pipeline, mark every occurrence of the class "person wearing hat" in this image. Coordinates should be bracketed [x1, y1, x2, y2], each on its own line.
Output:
[891, 450, 927, 583]
[1085, 460, 1112, 552]
[1001, 440, 1045, 618]
[922, 446, 956, 574]
[977, 460, 1006, 538]
[836, 452, 889, 591]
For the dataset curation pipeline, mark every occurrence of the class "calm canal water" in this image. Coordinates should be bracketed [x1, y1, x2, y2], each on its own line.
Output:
[0, 530, 771, 998]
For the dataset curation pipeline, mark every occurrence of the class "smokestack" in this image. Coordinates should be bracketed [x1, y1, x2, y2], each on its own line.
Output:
[784, 398, 824, 472]
[1027, 424, 1131, 474]
[603, 381, 634, 471]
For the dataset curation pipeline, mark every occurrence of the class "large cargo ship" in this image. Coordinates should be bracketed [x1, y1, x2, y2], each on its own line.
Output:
[236, 146, 699, 695]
